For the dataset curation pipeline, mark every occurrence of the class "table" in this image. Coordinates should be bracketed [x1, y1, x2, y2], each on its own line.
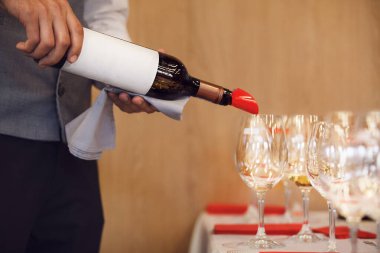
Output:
[188, 205, 378, 253]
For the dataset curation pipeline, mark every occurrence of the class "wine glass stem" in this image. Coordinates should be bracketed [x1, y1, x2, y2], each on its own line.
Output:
[256, 191, 267, 238]
[327, 201, 337, 252]
[283, 181, 292, 222]
[301, 188, 311, 231]
[348, 221, 359, 253]
[377, 221, 380, 251]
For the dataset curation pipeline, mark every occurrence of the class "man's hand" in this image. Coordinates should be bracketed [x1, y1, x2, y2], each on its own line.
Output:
[108, 92, 157, 114]
[1, 0, 83, 67]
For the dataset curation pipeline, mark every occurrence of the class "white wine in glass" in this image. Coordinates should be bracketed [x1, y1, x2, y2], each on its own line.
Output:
[288, 174, 312, 187]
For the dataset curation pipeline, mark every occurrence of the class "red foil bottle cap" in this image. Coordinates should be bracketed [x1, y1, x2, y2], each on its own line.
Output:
[231, 88, 259, 114]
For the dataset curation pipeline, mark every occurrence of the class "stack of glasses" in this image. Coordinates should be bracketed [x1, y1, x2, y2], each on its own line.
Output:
[232, 111, 380, 253]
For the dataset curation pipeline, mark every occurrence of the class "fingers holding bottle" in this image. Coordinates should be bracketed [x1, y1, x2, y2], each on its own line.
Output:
[38, 1, 83, 66]
[65, 5, 84, 63]
[108, 92, 158, 114]
[2, 0, 83, 66]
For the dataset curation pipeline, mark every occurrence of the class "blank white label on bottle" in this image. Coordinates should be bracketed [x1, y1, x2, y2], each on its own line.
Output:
[62, 28, 159, 95]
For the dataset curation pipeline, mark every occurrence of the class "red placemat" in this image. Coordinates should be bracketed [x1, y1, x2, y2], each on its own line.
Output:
[206, 203, 247, 215]
[260, 252, 333, 253]
[206, 203, 285, 215]
[214, 224, 376, 239]
[214, 223, 302, 235]
[313, 226, 376, 239]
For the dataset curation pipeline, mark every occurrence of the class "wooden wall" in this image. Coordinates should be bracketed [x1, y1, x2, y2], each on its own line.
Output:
[98, 1, 380, 252]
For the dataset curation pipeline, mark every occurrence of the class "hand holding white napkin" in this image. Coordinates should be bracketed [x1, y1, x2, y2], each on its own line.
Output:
[65, 89, 190, 160]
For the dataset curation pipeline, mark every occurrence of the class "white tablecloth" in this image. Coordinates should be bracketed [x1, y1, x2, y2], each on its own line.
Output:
[188, 206, 378, 253]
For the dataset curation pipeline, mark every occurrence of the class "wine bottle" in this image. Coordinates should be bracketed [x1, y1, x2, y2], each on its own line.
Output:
[57, 28, 259, 114]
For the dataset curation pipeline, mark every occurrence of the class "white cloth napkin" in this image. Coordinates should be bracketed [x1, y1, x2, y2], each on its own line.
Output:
[65, 88, 190, 160]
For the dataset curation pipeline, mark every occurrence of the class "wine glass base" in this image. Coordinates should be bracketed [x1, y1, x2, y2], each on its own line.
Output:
[247, 237, 284, 249]
[224, 237, 284, 250]
[327, 240, 338, 252]
[327, 247, 339, 252]
[290, 232, 325, 243]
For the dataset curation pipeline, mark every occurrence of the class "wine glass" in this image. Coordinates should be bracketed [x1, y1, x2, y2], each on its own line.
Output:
[307, 121, 339, 252]
[315, 114, 379, 253]
[234, 114, 287, 249]
[307, 111, 356, 251]
[284, 114, 321, 243]
[363, 110, 380, 250]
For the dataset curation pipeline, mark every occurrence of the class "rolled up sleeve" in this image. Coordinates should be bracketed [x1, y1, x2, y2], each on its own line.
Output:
[84, 0, 131, 41]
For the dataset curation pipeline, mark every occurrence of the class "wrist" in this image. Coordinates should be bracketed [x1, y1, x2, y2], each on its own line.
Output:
[1, 0, 12, 6]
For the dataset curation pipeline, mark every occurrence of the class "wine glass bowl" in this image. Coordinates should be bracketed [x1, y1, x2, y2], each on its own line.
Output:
[308, 122, 347, 199]
[328, 114, 379, 222]
[233, 114, 287, 249]
[236, 115, 286, 192]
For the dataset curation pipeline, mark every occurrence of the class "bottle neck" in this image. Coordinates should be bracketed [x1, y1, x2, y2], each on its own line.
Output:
[190, 77, 232, 105]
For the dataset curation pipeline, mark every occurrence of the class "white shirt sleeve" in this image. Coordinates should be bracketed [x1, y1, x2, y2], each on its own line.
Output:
[83, 0, 131, 41]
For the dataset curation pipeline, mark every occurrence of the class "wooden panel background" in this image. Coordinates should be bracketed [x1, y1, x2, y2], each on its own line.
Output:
[98, 1, 380, 252]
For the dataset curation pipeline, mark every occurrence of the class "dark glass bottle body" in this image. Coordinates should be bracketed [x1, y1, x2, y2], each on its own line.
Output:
[146, 53, 232, 105]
